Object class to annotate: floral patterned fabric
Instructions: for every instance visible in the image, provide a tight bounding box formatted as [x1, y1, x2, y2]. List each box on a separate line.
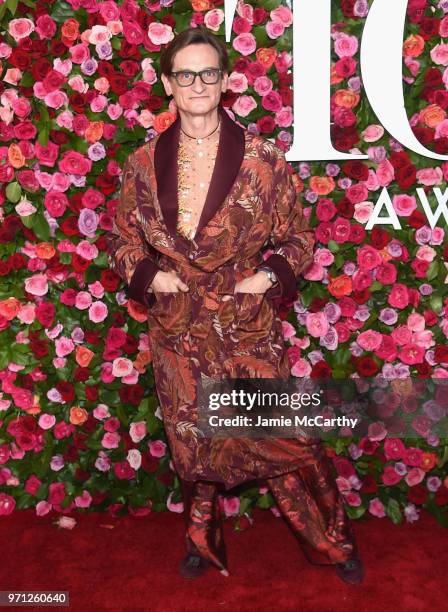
[107, 106, 355, 570]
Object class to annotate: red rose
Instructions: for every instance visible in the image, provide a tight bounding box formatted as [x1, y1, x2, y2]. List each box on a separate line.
[342, 161, 369, 181]
[101, 270, 121, 292]
[360, 474, 378, 494]
[348, 223, 365, 244]
[257, 116, 276, 134]
[85, 385, 98, 402]
[355, 356, 379, 376]
[370, 227, 390, 249]
[389, 151, 412, 170]
[71, 253, 90, 273]
[423, 309, 438, 327]
[407, 485, 427, 505]
[35, 302, 55, 327]
[60, 217, 80, 236]
[412, 126, 434, 145]
[396, 164, 417, 190]
[30, 339, 49, 358]
[8, 48, 31, 70]
[74, 367, 90, 382]
[331, 125, 360, 150]
[84, 330, 101, 345]
[434, 486, 448, 506]
[114, 460, 136, 480]
[310, 360, 332, 379]
[433, 138, 448, 154]
[341, 0, 355, 18]
[434, 345, 448, 364]
[145, 95, 163, 111]
[419, 17, 439, 40]
[109, 74, 129, 95]
[336, 197, 354, 219]
[31, 57, 52, 81]
[253, 7, 268, 24]
[96, 173, 118, 195]
[56, 381, 75, 402]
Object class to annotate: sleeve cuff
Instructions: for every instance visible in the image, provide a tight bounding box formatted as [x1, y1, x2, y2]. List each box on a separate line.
[262, 253, 298, 301]
[128, 257, 160, 307]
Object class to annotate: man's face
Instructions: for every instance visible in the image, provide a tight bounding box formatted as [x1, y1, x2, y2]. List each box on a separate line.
[161, 43, 228, 117]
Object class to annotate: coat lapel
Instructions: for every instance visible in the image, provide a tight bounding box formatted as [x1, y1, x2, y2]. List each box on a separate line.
[154, 104, 246, 242]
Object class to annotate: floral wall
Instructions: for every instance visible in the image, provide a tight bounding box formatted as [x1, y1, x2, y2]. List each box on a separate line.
[0, 0, 447, 528]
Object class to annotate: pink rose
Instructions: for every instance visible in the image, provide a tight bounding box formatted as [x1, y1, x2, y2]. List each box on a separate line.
[38, 414, 56, 430]
[407, 313, 425, 332]
[266, 20, 285, 39]
[44, 191, 68, 217]
[376, 159, 395, 186]
[55, 337, 75, 358]
[233, 32, 257, 56]
[374, 335, 398, 361]
[166, 491, 184, 513]
[403, 447, 423, 467]
[58, 151, 92, 175]
[75, 291, 92, 310]
[357, 330, 382, 351]
[89, 301, 108, 323]
[382, 466, 403, 486]
[35, 15, 57, 40]
[405, 468, 425, 487]
[204, 9, 224, 31]
[398, 344, 425, 365]
[36, 500, 52, 516]
[129, 421, 147, 443]
[112, 358, 133, 378]
[69, 43, 90, 64]
[270, 6, 293, 26]
[232, 95, 257, 117]
[148, 440, 167, 458]
[261, 90, 283, 112]
[228, 72, 249, 94]
[334, 33, 358, 58]
[24, 274, 48, 297]
[376, 262, 397, 285]
[343, 491, 362, 506]
[223, 496, 240, 516]
[416, 167, 443, 185]
[392, 194, 417, 217]
[8, 18, 34, 42]
[430, 43, 448, 66]
[102, 432, 120, 449]
[147, 22, 174, 45]
[388, 284, 409, 309]
[356, 245, 383, 271]
[75, 490, 92, 508]
[384, 439, 406, 461]
[306, 312, 329, 338]
[368, 498, 386, 518]
[44, 91, 69, 110]
[391, 325, 412, 346]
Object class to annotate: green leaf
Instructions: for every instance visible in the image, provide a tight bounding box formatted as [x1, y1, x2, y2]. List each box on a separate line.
[33, 213, 51, 241]
[344, 505, 366, 519]
[385, 498, 402, 524]
[6, 0, 19, 16]
[6, 182, 22, 203]
[50, 0, 74, 23]
[327, 240, 340, 253]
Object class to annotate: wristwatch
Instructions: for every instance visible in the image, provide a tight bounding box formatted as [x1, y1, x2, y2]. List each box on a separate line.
[258, 266, 278, 286]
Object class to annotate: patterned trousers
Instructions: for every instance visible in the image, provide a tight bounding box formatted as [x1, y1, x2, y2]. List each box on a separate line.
[179, 451, 357, 574]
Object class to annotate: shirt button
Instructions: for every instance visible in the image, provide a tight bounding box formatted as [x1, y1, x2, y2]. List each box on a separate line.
[198, 151, 204, 157]
[189, 254, 194, 259]
[197, 138, 203, 144]
[199, 182, 205, 188]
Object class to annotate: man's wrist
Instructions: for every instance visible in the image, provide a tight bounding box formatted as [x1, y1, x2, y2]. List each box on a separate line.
[258, 266, 278, 287]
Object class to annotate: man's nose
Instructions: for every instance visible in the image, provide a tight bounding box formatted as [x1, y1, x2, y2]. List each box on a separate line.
[191, 74, 206, 90]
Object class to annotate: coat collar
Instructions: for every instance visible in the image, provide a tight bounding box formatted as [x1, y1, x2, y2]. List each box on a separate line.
[154, 104, 246, 243]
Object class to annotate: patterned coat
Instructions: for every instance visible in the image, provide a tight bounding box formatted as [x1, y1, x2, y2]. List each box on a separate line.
[107, 104, 320, 490]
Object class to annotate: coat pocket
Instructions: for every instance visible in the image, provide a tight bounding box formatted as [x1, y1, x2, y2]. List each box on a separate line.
[231, 292, 274, 337]
[148, 291, 191, 335]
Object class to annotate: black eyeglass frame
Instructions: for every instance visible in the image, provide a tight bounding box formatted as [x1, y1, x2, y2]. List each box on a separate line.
[169, 68, 223, 87]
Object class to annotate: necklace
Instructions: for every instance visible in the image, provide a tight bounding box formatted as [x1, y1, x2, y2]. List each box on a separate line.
[180, 119, 220, 143]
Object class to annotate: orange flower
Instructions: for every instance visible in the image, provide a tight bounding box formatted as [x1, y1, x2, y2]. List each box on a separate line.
[333, 89, 360, 109]
[309, 175, 335, 195]
[61, 18, 79, 41]
[27, 395, 41, 415]
[8, 143, 25, 169]
[127, 299, 149, 323]
[70, 406, 88, 425]
[403, 34, 425, 57]
[154, 111, 177, 133]
[35, 242, 56, 260]
[256, 47, 277, 70]
[328, 274, 352, 298]
[134, 350, 152, 373]
[330, 64, 344, 85]
[420, 452, 437, 472]
[75, 346, 94, 368]
[419, 104, 446, 128]
[85, 121, 104, 143]
[190, 0, 212, 10]
[0, 297, 21, 320]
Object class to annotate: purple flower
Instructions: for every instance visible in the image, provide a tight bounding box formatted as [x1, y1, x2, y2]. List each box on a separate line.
[298, 163, 311, 179]
[419, 284, 433, 296]
[78, 208, 99, 237]
[367, 145, 387, 163]
[427, 433, 440, 447]
[343, 261, 356, 276]
[324, 302, 341, 324]
[379, 308, 398, 326]
[387, 239, 403, 258]
[81, 58, 98, 76]
[88, 142, 106, 161]
[325, 163, 340, 177]
[395, 462, 407, 476]
[354, 0, 369, 17]
[304, 189, 318, 203]
[338, 177, 352, 189]
[404, 503, 420, 523]
[415, 226, 432, 245]
[348, 77, 361, 92]
[96, 41, 113, 60]
[278, 130, 292, 144]
[427, 476, 442, 492]
[320, 326, 338, 350]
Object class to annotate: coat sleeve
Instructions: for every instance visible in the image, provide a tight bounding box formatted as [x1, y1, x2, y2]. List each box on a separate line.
[106, 152, 160, 307]
[261, 150, 315, 301]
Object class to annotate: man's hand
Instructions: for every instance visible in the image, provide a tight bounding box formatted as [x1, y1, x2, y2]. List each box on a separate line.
[234, 271, 274, 294]
[149, 270, 189, 293]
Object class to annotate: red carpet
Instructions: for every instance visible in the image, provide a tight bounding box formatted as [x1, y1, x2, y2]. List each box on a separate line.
[1, 508, 446, 611]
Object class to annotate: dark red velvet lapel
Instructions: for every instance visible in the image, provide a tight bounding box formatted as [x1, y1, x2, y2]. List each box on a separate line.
[154, 104, 246, 242]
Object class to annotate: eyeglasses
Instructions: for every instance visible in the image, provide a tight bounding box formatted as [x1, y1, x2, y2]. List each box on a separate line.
[169, 68, 222, 87]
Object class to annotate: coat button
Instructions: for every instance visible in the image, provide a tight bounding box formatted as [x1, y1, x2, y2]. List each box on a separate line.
[189, 253, 194, 259]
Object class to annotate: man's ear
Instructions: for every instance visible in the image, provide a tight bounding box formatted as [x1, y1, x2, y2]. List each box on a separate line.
[221, 71, 228, 93]
[161, 74, 172, 97]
